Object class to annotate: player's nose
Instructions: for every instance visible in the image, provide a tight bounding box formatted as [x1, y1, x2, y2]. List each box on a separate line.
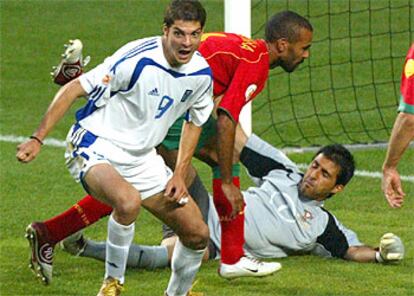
[182, 35, 192, 47]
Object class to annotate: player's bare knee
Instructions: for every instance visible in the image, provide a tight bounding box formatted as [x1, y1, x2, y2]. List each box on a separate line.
[114, 195, 141, 219]
[181, 222, 209, 250]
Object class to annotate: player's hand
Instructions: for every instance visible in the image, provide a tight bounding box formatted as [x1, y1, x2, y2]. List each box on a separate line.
[16, 138, 42, 163]
[164, 174, 189, 206]
[221, 182, 244, 220]
[381, 167, 405, 208]
[378, 233, 404, 263]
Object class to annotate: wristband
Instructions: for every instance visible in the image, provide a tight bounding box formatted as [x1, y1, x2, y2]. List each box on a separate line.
[375, 251, 384, 263]
[29, 136, 44, 145]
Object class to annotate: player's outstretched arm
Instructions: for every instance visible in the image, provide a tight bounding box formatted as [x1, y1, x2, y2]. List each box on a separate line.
[382, 112, 414, 207]
[16, 79, 87, 163]
[344, 233, 404, 263]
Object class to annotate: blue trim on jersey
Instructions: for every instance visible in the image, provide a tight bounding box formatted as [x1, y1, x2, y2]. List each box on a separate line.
[122, 58, 212, 93]
[89, 86, 100, 97]
[76, 86, 107, 121]
[110, 39, 158, 74]
[76, 100, 99, 122]
[124, 38, 157, 57]
[93, 87, 107, 101]
[188, 67, 212, 77]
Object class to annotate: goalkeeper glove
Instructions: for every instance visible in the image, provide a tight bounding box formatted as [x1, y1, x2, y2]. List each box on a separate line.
[376, 233, 404, 263]
[51, 39, 90, 85]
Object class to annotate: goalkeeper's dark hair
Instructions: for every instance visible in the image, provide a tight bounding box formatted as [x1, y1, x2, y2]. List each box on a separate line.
[265, 10, 313, 43]
[164, 0, 206, 29]
[313, 144, 355, 186]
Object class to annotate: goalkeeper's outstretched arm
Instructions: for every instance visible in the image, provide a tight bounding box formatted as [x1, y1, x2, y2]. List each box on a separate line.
[344, 233, 404, 263]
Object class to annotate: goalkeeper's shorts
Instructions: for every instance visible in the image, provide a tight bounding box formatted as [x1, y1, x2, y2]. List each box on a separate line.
[161, 115, 217, 153]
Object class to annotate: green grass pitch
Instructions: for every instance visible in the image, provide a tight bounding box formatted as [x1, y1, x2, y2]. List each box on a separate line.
[1, 1, 413, 295]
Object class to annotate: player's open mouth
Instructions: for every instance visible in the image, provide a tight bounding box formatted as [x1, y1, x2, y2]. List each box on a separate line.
[178, 49, 191, 58]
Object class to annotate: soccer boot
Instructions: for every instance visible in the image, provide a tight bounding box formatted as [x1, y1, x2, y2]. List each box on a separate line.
[25, 222, 55, 285]
[97, 277, 124, 296]
[51, 39, 90, 85]
[218, 256, 282, 279]
[60, 231, 87, 256]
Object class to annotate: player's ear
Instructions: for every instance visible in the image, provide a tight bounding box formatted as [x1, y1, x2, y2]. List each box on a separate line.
[276, 38, 289, 53]
[162, 24, 169, 36]
[330, 184, 344, 195]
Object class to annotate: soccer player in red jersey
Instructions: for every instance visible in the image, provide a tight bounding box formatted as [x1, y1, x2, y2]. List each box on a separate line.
[191, 12, 313, 278]
[382, 43, 414, 208]
[19, 10, 313, 282]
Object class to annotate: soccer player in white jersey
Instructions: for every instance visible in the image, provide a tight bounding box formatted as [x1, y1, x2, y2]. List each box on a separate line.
[64, 128, 404, 268]
[16, 1, 213, 295]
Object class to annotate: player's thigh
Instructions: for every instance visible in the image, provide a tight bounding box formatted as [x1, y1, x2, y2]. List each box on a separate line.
[142, 193, 209, 248]
[83, 163, 140, 210]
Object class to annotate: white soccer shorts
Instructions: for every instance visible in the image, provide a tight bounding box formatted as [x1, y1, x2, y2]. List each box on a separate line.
[64, 124, 172, 199]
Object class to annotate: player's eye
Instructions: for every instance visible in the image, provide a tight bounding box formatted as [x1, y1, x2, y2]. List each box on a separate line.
[173, 31, 183, 37]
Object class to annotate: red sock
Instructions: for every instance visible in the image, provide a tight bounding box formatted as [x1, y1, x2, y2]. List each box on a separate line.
[43, 195, 113, 245]
[213, 176, 245, 264]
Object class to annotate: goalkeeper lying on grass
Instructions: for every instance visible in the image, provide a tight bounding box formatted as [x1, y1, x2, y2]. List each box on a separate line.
[61, 127, 404, 269]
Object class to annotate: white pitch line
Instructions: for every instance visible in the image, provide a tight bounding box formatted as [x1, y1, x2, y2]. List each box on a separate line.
[0, 134, 66, 147]
[2, 134, 413, 183]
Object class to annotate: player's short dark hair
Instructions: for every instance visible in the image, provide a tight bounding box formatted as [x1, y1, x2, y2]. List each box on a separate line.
[265, 10, 313, 43]
[313, 144, 355, 186]
[164, 0, 206, 29]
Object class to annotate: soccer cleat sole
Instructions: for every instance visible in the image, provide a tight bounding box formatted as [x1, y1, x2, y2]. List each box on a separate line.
[25, 226, 50, 285]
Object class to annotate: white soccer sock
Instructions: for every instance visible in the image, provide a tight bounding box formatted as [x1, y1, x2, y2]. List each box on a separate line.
[166, 239, 206, 296]
[105, 214, 135, 284]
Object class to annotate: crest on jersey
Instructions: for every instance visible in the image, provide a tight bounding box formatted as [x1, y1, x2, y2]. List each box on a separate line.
[301, 210, 313, 222]
[405, 59, 414, 78]
[245, 84, 257, 102]
[181, 89, 193, 102]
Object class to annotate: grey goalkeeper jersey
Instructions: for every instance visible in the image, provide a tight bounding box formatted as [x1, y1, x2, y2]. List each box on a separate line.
[208, 134, 362, 259]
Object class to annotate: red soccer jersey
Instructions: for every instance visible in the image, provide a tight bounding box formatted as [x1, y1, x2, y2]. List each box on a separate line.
[398, 43, 414, 114]
[199, 33, 269, 122]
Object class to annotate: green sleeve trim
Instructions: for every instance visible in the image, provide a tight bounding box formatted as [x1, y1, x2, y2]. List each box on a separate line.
[398, 95, 414, 114]
[212, 163, 241, 178]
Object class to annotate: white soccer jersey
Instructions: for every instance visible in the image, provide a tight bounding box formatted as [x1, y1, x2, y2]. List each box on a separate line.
[208, 135, 362, 259]
[77, 36, 213, 153]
